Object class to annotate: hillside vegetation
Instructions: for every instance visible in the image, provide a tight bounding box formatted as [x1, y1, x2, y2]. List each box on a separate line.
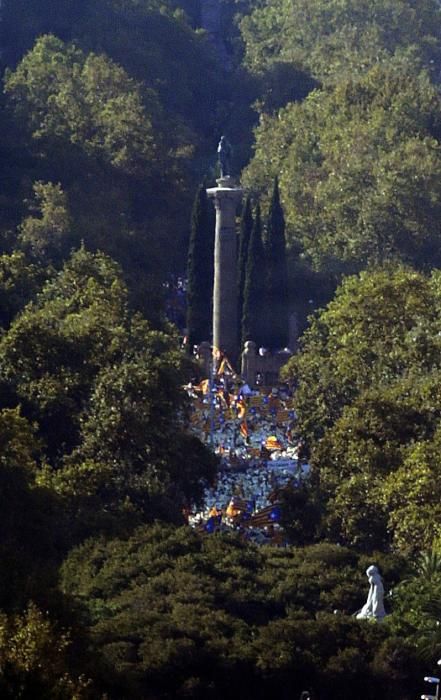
[0, 1, 441, 698]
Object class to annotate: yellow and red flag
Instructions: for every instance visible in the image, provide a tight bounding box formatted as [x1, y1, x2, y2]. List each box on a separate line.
[237, 398, 247, 419]
[240, 421, 249, 438]
[265, 435, 282, 450]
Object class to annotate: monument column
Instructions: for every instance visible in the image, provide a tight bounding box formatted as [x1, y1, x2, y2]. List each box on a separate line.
[207, 176, 243, 362]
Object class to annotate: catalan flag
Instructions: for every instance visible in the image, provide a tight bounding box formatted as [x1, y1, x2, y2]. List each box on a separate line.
[194, 379, 210, 394]
[216, 355, 234, 376]
[265, 435, 282, 450]
[226, 499, 241, 518]
[244, 504, 282, 527]
[237, 398, 247, 419]
[250, 395, 263, 408]
[225, 497, 254, 518]
[276, 410, 290, 424]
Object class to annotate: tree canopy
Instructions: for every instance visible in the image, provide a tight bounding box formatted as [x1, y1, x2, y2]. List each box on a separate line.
[283, 266, 441, 551]
[244, 56, 441, 275]
[60, 525, 411, 700]
[240, 0, 441, 83]
[2, 1, 441, 697]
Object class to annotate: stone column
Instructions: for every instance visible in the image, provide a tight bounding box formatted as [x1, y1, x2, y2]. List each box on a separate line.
[207, 176, 243, 362]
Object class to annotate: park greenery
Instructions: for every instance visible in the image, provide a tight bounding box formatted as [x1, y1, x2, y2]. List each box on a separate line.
[1, 0, 441, 698]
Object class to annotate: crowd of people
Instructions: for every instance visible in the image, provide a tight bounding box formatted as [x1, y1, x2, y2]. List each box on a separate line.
[184, 368, 309, 543]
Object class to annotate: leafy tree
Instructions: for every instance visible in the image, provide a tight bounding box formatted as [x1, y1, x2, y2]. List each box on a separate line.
[1, 0, 230, 166]
[3, 32, 203, 306]
[381, 428, 441, 552]
[240, 0, 441, 84]
[255, 62, 319, 114]
[186, 184, 215, 346]
[42, 321, 217, 534]
[388, 553, 441, 662]
[243, 56, 441, 275]
[0, 247, 130, 461]
[237, 195, 253, 348]
[0, 408, 63, 610]
[4, 35, 157, 176]
[264, 177, 288, 348]
[3, 34, 172, 315]
[0, 406, 41, 474]
[314, 380, 440, 550]
[0, 245, 216, 535]
[242, 202, 266, 346]
[75, 0, 228, 139]
[283, 267, 441, 550]
[60, 526, 411, 699]
[0, 251, 46, 328]
[283, 266, 441, 442]
[18, 181, 72, 264]
[0, 0, 250, 300]
[0, 603, 93, 699]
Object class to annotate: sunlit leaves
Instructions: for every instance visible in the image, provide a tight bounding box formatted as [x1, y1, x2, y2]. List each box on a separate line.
[5, 35, 157, 175]
[244, 57, 441, 273]
[241, 0, 441, 83]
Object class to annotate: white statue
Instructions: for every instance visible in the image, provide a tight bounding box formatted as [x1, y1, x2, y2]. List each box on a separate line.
[356, 565, 386, 621]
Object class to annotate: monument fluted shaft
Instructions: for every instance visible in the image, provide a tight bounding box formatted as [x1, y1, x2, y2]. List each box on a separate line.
[207, 179, 243, 361]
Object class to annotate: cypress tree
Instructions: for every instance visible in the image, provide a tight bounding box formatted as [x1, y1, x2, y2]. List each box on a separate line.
[186, 184, 215, 347]
[265, 177, 288, 348]
[237, 195, 253, 349]
[242, 203, 266, 347]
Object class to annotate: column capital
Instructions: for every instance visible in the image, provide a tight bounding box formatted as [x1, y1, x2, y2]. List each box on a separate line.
[207, 182, 243, 212]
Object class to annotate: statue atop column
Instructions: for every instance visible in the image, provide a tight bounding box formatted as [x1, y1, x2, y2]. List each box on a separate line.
[217, 135, 232, 178]
[356, 565, 386, 621]
[207, 147, 242, 361]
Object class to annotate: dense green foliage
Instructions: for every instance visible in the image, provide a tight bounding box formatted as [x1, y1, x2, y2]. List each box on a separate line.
[0, 408, 60, 611]
[186, 185, 215, 345]
[264, 178, 288, 348]
[242, 202, 265, 345]
[60, 525, 418, 700]
[283, 267, 441, 551]
[0, 248, 217, 692]
[0, 247, 217, 533]
[244, 56, 441, 276]
[0, 603, 93, 698]
[237, 195, 253, 348]
[2, 0, 441, 697]
[0, 1, 241, 320]
[241, 0, 441, 83]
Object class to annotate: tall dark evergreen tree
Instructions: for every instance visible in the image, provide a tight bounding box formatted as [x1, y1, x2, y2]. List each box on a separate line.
[186, 185, 215, 347]
[242, 202, 266, 346]
[265, 177, 288, 348]
[237, 195, 253, 349]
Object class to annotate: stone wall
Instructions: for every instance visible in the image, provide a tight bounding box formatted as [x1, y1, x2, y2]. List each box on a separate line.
[241, 341, 292, 388]
[195, 341, 292, 388]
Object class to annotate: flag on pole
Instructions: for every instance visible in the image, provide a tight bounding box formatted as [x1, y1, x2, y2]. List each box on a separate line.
[240, 421, 249, 438]
[237, 398, 247, 419]
[217, 355, 235, 376]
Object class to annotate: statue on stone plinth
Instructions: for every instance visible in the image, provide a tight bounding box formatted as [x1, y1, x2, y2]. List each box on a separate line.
[217, 135, 232, 177]
[356, 565, 386, 621]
